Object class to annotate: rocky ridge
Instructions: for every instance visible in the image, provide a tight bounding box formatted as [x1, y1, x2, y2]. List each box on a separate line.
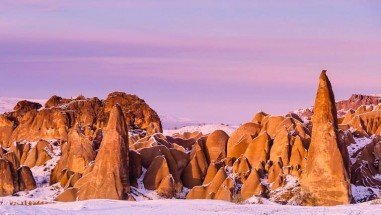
[0, 72, 380, 206]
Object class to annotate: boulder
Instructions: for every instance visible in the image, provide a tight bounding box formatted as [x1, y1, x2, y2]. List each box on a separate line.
[186, 167, 227, 199]
[241, 169, 265, 200]
[138, 145, 181, 186]
[55, 187, 79, 202]
[129, 150, 142, 187]
[244, 132, 270, 169]
[269, 126, 290, 166]
[156, 175, 176, 198]
[169, 148, 189, 176]
[214, 178, 234, 201]
[0, 159, 16, 196]
[289, 136, 307, 174]
[260, 116, 285, 138]
[143, 156, 170, 190]
[227, 123, 261, 158]
[181, 141, 208, 188]
[23, 140, 52, 168]
[268, 159, 284, 190]
[204, 130, 229, 163]
[66, 126, 96, 173]
[203, 162, 224, 185]
[232, 155, 251, 181]
[18, 166, 36, 191]
[3, 152, 20, 171]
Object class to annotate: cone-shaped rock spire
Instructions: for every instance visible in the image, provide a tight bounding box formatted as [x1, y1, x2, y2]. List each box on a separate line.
[301, 70, 351, 206]
[71, 104, 130, 200]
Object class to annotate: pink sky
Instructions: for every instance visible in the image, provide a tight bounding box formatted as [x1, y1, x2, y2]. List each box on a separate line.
[1, 1, 381, 124]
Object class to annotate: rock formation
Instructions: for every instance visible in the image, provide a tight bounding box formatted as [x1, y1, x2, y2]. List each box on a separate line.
[62, 104, 131, 200]
[204, 130, 229, 163]
[0, 159, 17, 196]
[18, 166, 37, 191]
[227, 123, 261, 158]
[3, 75, 381, 205]
[336, 94, 381, 111]
[301, 71, 352, 206]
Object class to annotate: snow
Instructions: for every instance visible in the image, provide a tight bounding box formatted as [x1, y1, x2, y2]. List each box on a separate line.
[374, 174, 381, 181]
[351, 185, 380, 203]
[0, 97, 46, 113]
[160, 115, 201, 130]
[348, 137, 374, 164]
[5, 139, 64, 204]
[164, 124, 237, 136]
[131, 168, 163, 201]
[0, 199, 380, 214]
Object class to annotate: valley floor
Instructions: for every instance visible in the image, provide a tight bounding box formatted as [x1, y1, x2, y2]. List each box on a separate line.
[0, 199, 381, 215]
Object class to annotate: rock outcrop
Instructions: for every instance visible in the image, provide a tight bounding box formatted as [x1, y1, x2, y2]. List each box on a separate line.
[18, 166, 37, 191]
[301, 71, 352, 206]
[3, 74, 381, 206]
[104, 92, 162, 134]
[64, 104, 131, 200]
[0, 159, 17, 196]
[204, 130, 229, 163]
[336, 94, 381, 111]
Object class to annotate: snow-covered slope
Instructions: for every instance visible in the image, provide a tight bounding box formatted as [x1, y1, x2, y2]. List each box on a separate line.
[159, 115, 201, 130]
[164, 124, 237, 136]
[0, 199, 380, 215]
[0, 97, 46, 113]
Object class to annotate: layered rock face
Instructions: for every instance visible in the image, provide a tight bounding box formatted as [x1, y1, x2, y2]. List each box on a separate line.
[0, 92, 162, 148]
[301, 71, 351, 206]
[0, 92, 161, 198]
[298, 94, 381, 121]
[336, 94, 381, 111]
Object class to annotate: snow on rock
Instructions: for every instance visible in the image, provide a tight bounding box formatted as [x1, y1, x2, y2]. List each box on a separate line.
[131, 168, 163, 201]
[30, 140, 61, 187]
[131, 167, 189, 201]
[348, 137, 374, 164]
[9, 139, 64, 203]
[374, 174, 381, 181]
[164, 124, 237, 136]
[351, 185, 380, 203]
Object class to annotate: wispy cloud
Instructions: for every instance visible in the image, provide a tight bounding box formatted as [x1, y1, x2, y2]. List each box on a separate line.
[1, 1, 381, 123]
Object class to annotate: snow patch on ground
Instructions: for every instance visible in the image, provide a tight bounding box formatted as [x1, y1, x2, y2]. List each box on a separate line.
[164, 124, 237, 136]
[31, 140, 61, 188]
[4, 139, 64, 203]
[131, 168, 163, 201]
[160, 115, 201, 130]
[1, 199, 381, 215]
[245, 196, 277, 205]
